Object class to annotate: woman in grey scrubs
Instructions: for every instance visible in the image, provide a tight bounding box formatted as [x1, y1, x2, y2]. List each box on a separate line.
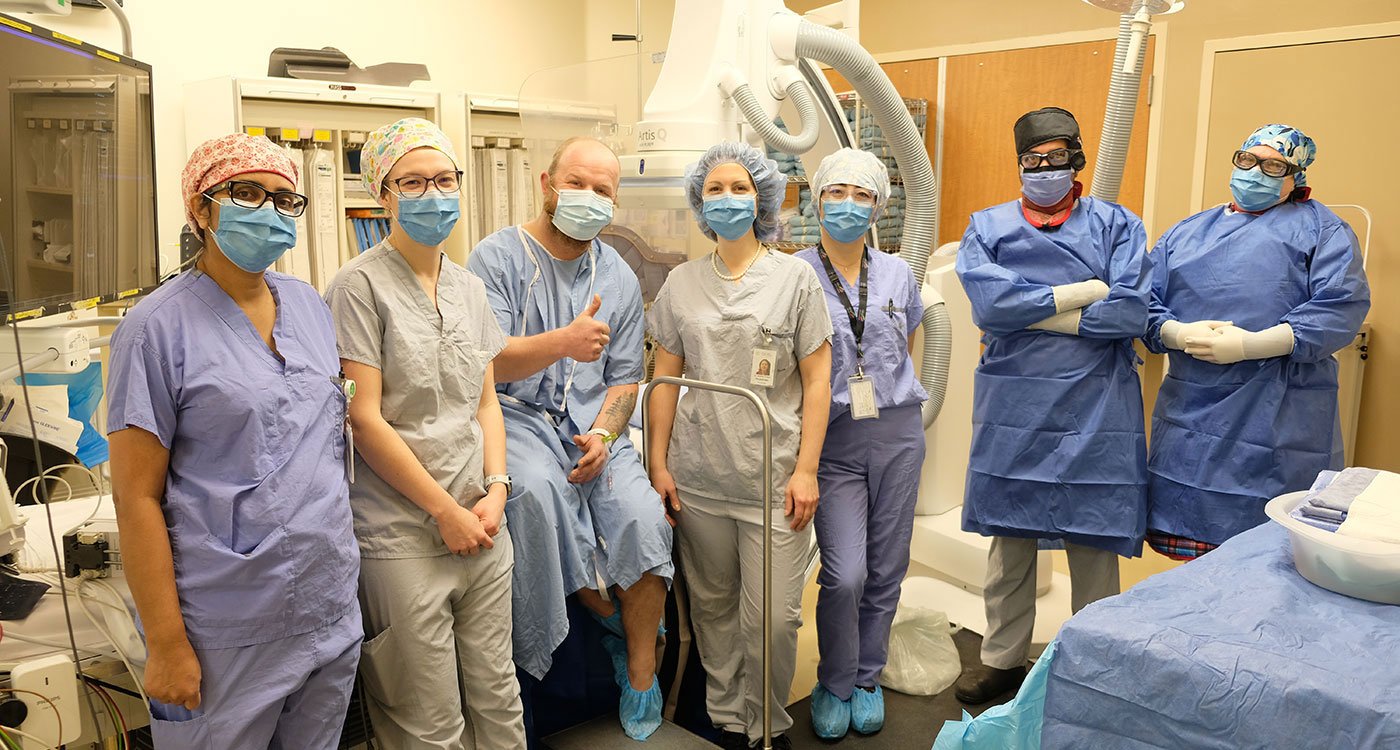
[647, 142, 833, 750]
[325, 118, 526, 747]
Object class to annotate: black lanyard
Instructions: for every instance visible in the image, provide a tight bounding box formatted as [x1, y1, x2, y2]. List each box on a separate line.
[817, 243, 869, 364]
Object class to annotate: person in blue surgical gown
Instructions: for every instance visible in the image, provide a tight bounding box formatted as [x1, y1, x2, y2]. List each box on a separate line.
[951, 107, 1151, 704]
[1142, 123, 1370, 560]
[466, 136, 673, 741]
[107, 133, 361, 749]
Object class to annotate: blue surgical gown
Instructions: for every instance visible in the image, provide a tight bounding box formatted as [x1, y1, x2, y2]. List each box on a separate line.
[1143, 201, 1370, 545]
[956, 197, 1151, 557]
[106, 270, 359, 649]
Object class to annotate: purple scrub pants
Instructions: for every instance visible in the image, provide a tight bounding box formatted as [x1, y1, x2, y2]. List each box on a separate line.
[814, 404, 925, 700]
[147, 606, 363, 749]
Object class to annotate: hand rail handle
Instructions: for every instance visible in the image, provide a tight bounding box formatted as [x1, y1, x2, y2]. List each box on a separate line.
[641, 376, 776, 748]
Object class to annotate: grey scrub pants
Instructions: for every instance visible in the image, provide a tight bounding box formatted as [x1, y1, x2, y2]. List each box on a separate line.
[980, 536, 1120, 670]
[357, 531, 525, 750]
[676, 491, 815, 743]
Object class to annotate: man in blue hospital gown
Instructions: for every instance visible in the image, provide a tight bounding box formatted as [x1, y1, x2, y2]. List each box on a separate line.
[952, 107, 1151, 704]
[466, 136, 673, 741]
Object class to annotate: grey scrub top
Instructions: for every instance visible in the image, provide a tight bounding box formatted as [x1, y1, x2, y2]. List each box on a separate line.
[326, 240, 507, 558]
[647, 250, 832, 505]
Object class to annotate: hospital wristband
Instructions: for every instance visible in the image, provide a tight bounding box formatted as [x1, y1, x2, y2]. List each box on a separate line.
[587, 427, 619, 445]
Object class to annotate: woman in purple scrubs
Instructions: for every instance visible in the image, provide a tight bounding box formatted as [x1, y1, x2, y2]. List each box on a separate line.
[107, 133, 360, 749]
[795, 148, 927, 741]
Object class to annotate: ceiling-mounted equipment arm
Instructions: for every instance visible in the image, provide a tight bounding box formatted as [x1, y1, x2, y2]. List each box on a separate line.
[774, 14, 946, 427]
[719, 66, 820, 155]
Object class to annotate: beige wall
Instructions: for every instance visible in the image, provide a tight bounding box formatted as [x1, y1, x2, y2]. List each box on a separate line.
[16, 0, 589, 260]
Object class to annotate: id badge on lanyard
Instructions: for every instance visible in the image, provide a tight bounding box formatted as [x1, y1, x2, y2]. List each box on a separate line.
[849, 369, 879, 421]
[818, 245, 880, 419]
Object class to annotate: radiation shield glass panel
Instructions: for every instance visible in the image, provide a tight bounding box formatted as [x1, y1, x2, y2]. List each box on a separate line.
[0, 14, 158, 319]
[518, 53, 700, 304]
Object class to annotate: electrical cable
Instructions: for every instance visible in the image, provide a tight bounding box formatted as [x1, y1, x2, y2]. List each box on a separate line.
[0, 724, 58, 750]
[0, 727, 19, 750]
[88, 680, 128, 750]
[0, 231, 107, 738]
[0, 687, 61, 745]
[75, 579, 148, 706]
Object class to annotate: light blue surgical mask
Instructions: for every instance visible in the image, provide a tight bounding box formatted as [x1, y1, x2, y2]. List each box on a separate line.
[551, 187, 615, 241]
[820, 198, 874, 244]
[395, 193, 460, 246]
[211, 201, 296, 273]
[1229, 167, 1285, 212]
[1020, 168, 1075, 207]
[702, 194, 757, 241]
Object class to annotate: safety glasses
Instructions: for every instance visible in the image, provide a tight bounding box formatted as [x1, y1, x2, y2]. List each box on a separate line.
[821, 184, 877, 206]
[1018, 148, 1077, 170]
[1232, 150, 1301, 179]
[204, 180, 308, 218]
[389, 170, 464, 198]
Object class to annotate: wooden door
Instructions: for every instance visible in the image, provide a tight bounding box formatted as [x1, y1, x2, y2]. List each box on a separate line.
[1202, 34, 1400, 471]
[939, 38, 1155, 246]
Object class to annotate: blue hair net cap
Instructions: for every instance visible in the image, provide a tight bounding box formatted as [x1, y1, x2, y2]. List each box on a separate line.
[1242, 123, 1316, 187]
[684, 141, 788, 241]
[812, 147, 892, 216]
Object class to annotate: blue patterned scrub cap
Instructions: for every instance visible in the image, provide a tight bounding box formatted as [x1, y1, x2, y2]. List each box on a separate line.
[1242, 124, 1316, 187]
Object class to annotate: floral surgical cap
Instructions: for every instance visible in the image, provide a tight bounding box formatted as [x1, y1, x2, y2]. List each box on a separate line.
[811, 147, 892, 216]
[684, 141, 787, 242]
[360, 117, 459, 197]
[181, 133, 299, 229]
[1242, 124, 1316, 187]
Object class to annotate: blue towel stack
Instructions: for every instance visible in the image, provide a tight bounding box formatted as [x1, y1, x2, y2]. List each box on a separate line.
[1289, 468, 1381, 532]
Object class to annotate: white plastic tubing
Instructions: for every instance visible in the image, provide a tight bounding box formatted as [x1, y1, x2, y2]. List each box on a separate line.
[726, 73, 822, 155]
[1089, 11, 1152, 202]
[791, 20, 950, 426]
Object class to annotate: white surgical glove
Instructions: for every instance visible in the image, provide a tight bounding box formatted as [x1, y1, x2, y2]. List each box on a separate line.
[1160, 319, 1233, 350]
[1185, 323, 1295, 365]
[1050, 279, 1110, 313]
[1028, 309, 1082, 335]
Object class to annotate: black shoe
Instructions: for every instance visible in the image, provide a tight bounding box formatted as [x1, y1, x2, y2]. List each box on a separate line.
[715, 730, 749, 749]
[749, 735, 792, 750]
[954, 664, 1027, 704]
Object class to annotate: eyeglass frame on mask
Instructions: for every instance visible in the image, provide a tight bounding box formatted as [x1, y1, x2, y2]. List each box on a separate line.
[387, 170, 465, 198]
[820, 184, 878, 207]
[1017, 148, 1082, 171]
[1231, 150, 1302, 179]
[202, 180, 308, 218]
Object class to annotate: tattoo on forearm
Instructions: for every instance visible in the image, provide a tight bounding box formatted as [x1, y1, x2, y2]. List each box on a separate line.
[600, 392, 637, 435]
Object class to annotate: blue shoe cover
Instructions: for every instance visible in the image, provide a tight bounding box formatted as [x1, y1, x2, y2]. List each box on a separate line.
[619, 677, 663, 741]
[810, 683, 851, 739]
[591, 597, 667, 640]
[850, 685, 885, 735]
[602, 633, 630, 688]
[591, 597, 627, 639]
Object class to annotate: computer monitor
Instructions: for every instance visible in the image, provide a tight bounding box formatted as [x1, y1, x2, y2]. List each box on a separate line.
[0, 13, 158, 319]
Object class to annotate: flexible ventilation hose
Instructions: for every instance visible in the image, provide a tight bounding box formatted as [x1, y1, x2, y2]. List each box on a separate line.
[729, 79, 821, 155]
[793, 20, 945, 427]
[1089, 11, 1151, 202]
[920, 303, 951, 422]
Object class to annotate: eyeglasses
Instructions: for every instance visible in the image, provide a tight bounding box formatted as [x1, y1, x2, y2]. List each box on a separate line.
[388, 170, 464, 198]
[1018, 148, 1077, 170]
[1232, 150, 1301, 179]
[821, 184, 877, 206]
[204, 180, 307, 217]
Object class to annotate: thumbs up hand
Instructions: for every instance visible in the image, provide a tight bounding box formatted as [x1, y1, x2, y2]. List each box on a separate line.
[561, 294, 611, 362]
